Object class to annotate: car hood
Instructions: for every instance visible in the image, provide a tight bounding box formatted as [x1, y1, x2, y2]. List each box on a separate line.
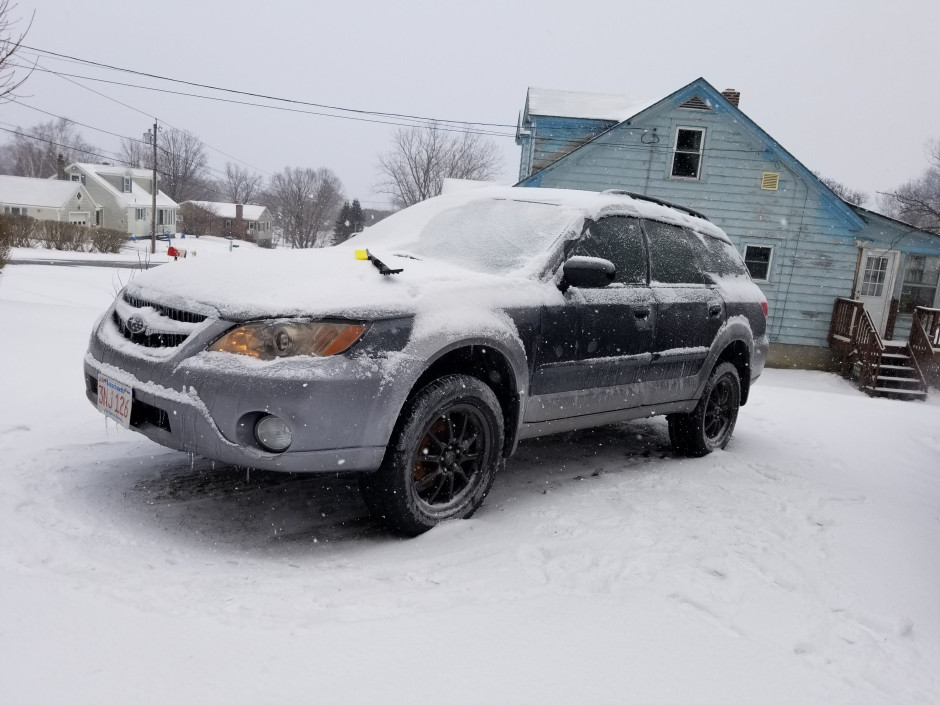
[123, 246, 561, 321]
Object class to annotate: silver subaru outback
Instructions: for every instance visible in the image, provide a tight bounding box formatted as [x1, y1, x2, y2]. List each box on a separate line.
[85, 186, 768, 535]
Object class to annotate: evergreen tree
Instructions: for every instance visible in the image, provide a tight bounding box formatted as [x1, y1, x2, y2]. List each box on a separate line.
[334, 201, 352, 242]
[349, 199, 365, 233]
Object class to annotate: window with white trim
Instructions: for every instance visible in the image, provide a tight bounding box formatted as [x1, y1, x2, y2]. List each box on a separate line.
[899, 254, 940, 313]
[135, 208, 147, 221]
[743, 245, 774, 281]
[122, 176, 132, 193]
[158, 209, 176, 226]
[671, 127, 704, 179]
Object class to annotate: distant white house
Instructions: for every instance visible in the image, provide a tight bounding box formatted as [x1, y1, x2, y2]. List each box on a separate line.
[0, 174, 101, 225]
[181, 201, 273, 245]
[58, 161, 180, 237]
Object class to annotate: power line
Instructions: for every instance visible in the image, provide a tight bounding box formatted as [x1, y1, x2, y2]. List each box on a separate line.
[9, 61, 515, 139]
[14, 63, 277, 179]
[0, 124, 131, 165]
[19, 45, 518, 130]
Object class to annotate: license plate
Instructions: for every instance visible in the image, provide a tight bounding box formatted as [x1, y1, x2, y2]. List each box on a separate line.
[97, 374, 133, 428]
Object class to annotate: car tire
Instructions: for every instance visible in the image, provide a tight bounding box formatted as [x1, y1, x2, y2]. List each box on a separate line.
[360, 374, 504, 536]
[668, 361, 741, 458]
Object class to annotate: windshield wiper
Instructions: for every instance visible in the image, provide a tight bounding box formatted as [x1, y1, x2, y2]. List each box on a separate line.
[355, 249, 403, 276]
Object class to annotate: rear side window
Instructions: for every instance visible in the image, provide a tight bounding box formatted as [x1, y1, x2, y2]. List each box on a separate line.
[644, 220, 706, 284]
[689, 231, 751, 279]
[572, 216, 647, 284]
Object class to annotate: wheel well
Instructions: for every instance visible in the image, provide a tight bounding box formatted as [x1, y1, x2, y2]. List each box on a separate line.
[409, 346, 519, 456]
[716, 340, 751, 405]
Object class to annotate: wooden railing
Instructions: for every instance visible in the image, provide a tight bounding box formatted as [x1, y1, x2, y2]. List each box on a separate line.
[828, 298, 865, 375]
[911, 306, 940, 388]
[854, 308, 885, 390]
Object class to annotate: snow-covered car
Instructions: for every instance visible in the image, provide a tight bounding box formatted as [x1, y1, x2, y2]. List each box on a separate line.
[84, 187, 768, 535]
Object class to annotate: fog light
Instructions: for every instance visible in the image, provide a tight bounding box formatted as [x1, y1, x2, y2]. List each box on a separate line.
[254, 414, 292, 453]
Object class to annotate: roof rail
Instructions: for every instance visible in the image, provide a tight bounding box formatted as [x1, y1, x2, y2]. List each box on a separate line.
[602, 189, 711, 222]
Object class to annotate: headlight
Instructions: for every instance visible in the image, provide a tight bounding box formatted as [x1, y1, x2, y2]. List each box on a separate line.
[208, 320, 366, 360]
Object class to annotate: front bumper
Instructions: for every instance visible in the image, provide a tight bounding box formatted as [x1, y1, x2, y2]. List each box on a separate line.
[84, 305, 418, 473]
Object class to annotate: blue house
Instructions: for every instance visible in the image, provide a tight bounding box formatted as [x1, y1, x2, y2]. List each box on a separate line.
[515, 78, 940, 377]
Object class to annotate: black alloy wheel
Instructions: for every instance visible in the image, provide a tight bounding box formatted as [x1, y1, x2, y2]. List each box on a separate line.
[668, 361, 741, 457]
[360, 375, 504, 536]
[412, 403, 489, 510]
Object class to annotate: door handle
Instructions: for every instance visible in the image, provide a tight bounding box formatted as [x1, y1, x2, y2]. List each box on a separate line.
[708, 305, 722, 317]
[634, 307, 651, 319]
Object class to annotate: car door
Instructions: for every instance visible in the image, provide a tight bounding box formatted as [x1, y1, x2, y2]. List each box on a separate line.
[644, 219, 724, 405]
[526, 216, 655, 423]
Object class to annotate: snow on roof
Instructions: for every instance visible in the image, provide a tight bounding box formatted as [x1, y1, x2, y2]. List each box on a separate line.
[526, 87, 653, 122]
[0, 175, 89, 209]
[68, 163, 178, 208]
[185, 201, 269, 220]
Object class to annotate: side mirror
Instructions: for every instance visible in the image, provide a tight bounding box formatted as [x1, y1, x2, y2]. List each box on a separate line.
[560, 256, 616, 291]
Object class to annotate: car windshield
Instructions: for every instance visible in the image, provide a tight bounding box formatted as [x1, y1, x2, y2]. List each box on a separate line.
[353, 197, 580, 275]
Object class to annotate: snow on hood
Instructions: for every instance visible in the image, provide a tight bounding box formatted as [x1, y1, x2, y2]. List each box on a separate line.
[125, 245, 561, 321]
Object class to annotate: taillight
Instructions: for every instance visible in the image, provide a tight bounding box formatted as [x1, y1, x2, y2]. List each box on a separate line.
[761, 301, 769, 317]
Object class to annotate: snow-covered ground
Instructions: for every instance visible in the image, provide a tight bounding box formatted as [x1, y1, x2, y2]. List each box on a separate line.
[1, 262, 939, 704]
[9, 234, 262, 265]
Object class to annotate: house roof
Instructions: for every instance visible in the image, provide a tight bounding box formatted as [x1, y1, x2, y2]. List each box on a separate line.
[66, 163, 178, 208]
[184, 201, 269, 220]
[518, 78, 867, 231]
[524, 87, 653, 122]
[0, 174, 94, 209]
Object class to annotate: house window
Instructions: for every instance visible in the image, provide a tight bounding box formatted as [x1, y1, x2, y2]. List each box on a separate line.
[70, 174, 81, 182]
[671, 128, 704, 179]
[859, 255, 889, 297]
[899, 255, 940, 313]
[135, 208, 147, 221]
[158, 209, 176, 226]
[743, 245, 774, 281]
[122, 176, 132, 193]
[4, 206, 23, 215]
[249, 221, 256, 230]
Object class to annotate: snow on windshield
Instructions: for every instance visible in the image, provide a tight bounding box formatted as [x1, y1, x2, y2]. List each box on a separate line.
[354, 197, 579, 275]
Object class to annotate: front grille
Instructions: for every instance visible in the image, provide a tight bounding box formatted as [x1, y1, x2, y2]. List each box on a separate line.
[113, 311, 189, 348]
[123, 291, 207, 324]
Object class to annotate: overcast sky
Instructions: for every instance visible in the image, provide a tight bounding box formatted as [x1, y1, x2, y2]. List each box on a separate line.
[2, 0, 938, 209]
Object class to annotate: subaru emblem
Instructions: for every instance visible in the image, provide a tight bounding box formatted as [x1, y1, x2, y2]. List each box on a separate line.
[126, 315, 147, 335]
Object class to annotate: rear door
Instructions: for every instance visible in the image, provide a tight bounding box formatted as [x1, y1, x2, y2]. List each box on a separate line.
[644, 219, 724, 404]
[527, 216, 655, 422]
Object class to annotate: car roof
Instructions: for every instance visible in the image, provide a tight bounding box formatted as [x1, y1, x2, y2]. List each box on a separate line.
[450, 186, 731, 243]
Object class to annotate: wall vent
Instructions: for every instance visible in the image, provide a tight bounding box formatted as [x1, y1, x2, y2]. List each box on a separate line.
[679, 96, 711, 110]
[761, 172, 780, 190]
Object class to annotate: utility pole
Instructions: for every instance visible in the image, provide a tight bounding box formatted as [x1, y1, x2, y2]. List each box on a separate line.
[148, 121, 158, 254]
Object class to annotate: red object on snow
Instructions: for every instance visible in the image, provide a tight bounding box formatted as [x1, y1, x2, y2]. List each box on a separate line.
[167, 246, 180, 258]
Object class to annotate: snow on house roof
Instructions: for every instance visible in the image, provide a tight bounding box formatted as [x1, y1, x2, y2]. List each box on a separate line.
[0, 175, 90, 209]
[525, 87, 653, 122]
[184, 201, 268, 220]
[67, 163, 178, 208]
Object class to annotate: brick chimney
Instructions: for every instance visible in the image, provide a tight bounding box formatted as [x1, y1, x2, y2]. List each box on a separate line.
[57, 154, 67, 180]
[235, 203, 246, 240]
[721, 89, 741, 107]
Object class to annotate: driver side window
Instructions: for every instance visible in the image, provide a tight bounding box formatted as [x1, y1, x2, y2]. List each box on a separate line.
[571, 216, 648, 285]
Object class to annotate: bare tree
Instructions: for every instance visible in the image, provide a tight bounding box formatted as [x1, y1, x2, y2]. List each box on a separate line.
[219, 162, 263, 204]
[179, 201, 220, 237]
[0, 1, 32, 101]
[882, 140, 940, 234]
[813, 171, 868, 207]
[0, 117, 99, 177]
[119, 127, 211, 202]
[375, 123, 501, 208]
[268, 166, 344, 248]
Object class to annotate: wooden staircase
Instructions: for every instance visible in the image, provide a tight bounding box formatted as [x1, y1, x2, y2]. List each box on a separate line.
[862, 342, 928, 401]
[829, 298, 932, 401]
